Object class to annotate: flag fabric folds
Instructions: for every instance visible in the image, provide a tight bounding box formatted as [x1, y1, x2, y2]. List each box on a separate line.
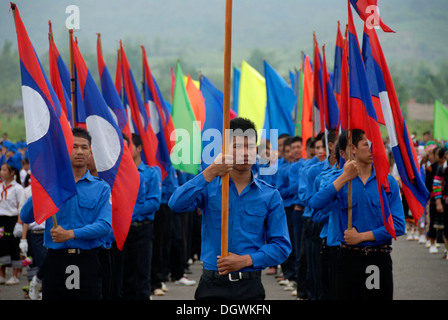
[237, 60, 267, 140]
[141, 45, 174, 180]
[348, 2, 395, 239]
[185, 75, 206, 131]
[434, 100, 448, 141]
[313, 34, 325, 134]
[333, 21, 344, 106]
[11, 3, 77, 224]
[72, 36, 139, 250]
[120, 42, 159, 168]
[362, 24, 430, 222]
[170, 62, 201, 175]
[232, 66, 240, 114]
[263, 60, 296, 139]
[301, 54, 314, 158]
[48, 21, 73, 127]
[322, 45, 340, 131]
[349, 0, 394, 33]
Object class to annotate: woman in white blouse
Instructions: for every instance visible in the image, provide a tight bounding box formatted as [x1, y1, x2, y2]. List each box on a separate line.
[0, 159, 25, 286]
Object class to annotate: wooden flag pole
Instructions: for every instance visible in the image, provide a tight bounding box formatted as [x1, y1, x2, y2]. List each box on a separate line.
[69, 29, 76, 128]
[346, 25, 353, 230]
[221, 0, 232, 257]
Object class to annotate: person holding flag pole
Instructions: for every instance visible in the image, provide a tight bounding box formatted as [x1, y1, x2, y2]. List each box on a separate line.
[310, 2, 405, 300]
[168, 0, 290, 300]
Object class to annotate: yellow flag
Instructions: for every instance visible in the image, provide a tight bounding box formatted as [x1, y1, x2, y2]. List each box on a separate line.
[237, 60, 266, 140]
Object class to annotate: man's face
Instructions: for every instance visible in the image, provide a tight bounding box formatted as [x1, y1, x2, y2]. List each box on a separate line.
[71, 136, 91, 168]
[291, 141, 302, 161]
[277, 137, 287, 158]
[232, 135, 257, 171]
[284, 145, 293, 162]
[315, 140, 326, 160]
[353, 135, 373, 164]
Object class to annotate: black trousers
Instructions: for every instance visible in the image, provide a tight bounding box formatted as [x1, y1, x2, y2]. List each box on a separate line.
[195, 270, 265, 300]
[152, 204, 172, 290]
[122, 220, 154, 300]
[335, 247, 393, 300]
[280, 206, 296, 281]
[320, 243, 339, 300]
[41, 248, 103, 300]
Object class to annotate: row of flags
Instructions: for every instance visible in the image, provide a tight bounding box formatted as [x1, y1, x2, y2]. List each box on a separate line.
[10, 0, 430, 246]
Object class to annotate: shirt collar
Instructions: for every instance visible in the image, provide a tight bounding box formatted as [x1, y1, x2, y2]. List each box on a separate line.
[77, 170, 96, 183]
[217, 172, 263, 191]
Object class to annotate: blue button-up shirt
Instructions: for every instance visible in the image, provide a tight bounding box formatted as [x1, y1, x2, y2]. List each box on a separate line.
[132, 163, 162, 222]
[310, 166, 341, 246]
[288, 158, 305, 205]
[21, 170, 112, 250]
[297, 156, 319, 207]
[310, 168, 405, 246]
[301, 157, 330, 218]
[275, 158, 295, 207]
[168, 172, 291, 272]
[161, 166, 179, 204]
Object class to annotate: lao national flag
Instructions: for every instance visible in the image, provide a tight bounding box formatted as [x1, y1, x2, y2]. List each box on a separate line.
[322, 45, 340, 131]
[362, 25, 430, 222]
[349, 0, 394, 33]
[333, 21, 344, 106]
[120, 42, 159, 167]
[339, 26, 349, 131]
[11, 3, 77, 224]
[141, 46, 172, 180]
[348, 2, 396, 238]
[313, 34, 325, 134]
[48, 21, 72, 126]
[72, 36, 139, 250]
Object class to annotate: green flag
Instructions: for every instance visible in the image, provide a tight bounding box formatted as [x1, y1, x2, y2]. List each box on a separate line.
[170, 62, 201, 174]
[434, 100, 448, 140]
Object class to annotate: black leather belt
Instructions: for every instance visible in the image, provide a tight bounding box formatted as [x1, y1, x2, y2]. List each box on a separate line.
[48, 248, 100, 255]
[203, 269, 261, 282]
[130, 220, 153, 227]
[340, 243, 392, 255]
[29, 229, 45, 235]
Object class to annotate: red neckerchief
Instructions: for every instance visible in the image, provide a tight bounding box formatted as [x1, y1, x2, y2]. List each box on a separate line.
[1, 182, 13, 200]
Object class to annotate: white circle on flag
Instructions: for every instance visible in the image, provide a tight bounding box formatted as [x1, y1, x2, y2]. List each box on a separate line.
[148, 100, 160, 134]
[22, 86, 51, 145]
[86, 115, 121, 172]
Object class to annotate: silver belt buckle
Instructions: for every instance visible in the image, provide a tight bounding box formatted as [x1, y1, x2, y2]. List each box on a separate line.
[228, 272, 242, 282]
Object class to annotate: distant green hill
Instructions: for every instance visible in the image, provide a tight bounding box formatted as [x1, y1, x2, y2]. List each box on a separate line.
[1, 0, 447, 123]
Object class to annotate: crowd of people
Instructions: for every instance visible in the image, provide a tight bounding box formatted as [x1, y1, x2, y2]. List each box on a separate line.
[0, 123, 446, 300]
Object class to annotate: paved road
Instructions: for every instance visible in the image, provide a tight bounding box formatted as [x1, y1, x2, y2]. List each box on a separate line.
[0, 235, 446, 301]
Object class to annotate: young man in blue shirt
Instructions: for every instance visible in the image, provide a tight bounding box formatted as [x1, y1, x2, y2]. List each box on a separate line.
[121, 134, 162, 300]
[168, 118, 291, 300]
[21, 127, 112, 300]
[312, 129, 405, 300]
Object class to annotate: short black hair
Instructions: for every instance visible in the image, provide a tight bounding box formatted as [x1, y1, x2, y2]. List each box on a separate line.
[283, 137, 293, 150]
[306, 137, 315, 149]
[338, 130, 349, 153]
[291, 136, 302, 144]
[229, 117, 258, 142]
[278, 133, 291, 140]
[72, 127, 92, 146]
[352, 129, 366, 148]
[132, 133, 142, 148]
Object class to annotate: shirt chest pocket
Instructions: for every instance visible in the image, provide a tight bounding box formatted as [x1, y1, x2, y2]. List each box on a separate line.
[78, 198, 97, 224]
[242, 204, 266, 234]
